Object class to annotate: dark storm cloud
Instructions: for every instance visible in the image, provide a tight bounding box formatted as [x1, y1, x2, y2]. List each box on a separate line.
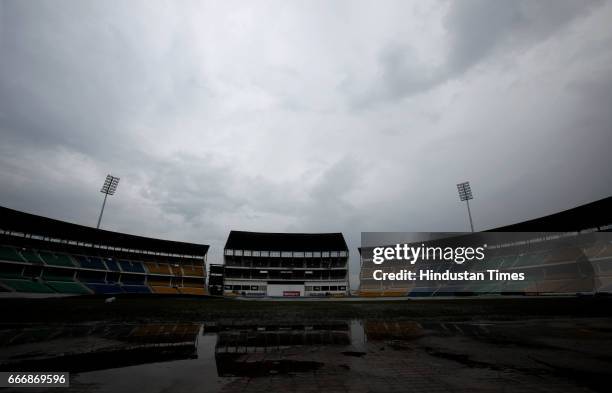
[1, 0, 612, 288]
[343, 0, 605, 107]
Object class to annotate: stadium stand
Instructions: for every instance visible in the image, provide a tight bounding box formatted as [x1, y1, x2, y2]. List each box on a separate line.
[359, 196, 612, 297]
[39, 251, 75, 267]
[19, 249, 45, 264]
[182, 265, 205, 277]
[118, 260, 146, 273]
[1, 279, 54, 293]
[75, 256, 107, 270]
[222, 231, 349, 297]
[46, 281, 90, 294]
[0, 206, 209, 297]
[0, 246, 24, 262]
[104, 258, 121, 271]
[144, 262, 171, 275]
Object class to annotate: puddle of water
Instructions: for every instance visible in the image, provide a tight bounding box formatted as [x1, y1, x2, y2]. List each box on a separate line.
[0, 321, 368, 393]
[2, 319, 609, 393]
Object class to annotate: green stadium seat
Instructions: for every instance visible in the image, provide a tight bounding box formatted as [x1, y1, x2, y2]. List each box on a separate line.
[39, 252, 75, 267]
[45, 281, 90, 294]
[0, 279, 54, 293]
[0, 246, 24, 262]
[19, 249, 44, 264]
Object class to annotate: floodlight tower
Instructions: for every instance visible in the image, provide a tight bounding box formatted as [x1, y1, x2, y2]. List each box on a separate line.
[457, 181, 474, 232]
[97, 174, 120, 229]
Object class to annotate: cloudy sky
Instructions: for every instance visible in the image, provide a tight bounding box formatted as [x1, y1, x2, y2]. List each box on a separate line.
[1, 0, 611, 287]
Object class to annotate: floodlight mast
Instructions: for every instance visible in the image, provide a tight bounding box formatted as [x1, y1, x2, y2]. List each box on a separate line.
[96, 174, 120, 229]
[457, 181, 474, 233]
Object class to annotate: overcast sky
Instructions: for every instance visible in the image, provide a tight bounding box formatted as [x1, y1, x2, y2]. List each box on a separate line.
[1, 0, 611, 288]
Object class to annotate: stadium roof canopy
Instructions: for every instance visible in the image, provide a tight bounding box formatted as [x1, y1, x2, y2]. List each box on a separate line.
[491, 196, 612, 232]
[0, 206, 209, 256]
[225, 230, 349, 251]
[357, 196, 612, 255]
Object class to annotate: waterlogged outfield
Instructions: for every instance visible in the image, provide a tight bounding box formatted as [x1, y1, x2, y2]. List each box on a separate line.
[1, 296, 612, 323]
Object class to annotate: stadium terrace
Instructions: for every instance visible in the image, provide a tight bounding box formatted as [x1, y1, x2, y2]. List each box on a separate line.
[0, 206, 208, 296]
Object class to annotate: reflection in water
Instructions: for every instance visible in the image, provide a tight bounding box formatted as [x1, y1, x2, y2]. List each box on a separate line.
[0, 320, 497, 376]
[215, 322, 351, 377]
[1, 320, 612, 393]
[0, 324, 200, 373]
[0, 322, 362, 376]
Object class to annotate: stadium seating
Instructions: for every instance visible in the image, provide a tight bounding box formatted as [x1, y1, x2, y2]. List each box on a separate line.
[46, 281, 90, 294]
[118, 260, 146, 273]
[104, 258, 121, 271]
[181, 265, 205, 277]
[543, 263, 579, 280]
[0, 246, 24, 262]
[38, 251, 75, 267]
[1, 242, 206, 296]
[1, 278, 54, 293]
[144, 262, 171, 275]
[583, 244, 606, 258]
[544, 247, 584, 264]
[75, 256, 107, 270]
[19, 249, 45, 264]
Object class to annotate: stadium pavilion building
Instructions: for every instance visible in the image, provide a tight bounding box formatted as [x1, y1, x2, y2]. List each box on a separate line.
[0, 206, 208, 296]
[222, 231, 349, 297]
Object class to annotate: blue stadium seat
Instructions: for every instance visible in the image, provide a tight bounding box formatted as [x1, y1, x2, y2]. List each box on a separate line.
[105, 259, 120, 271]
[118, 260, 145, 273]
[75, 256, 107, 270]
[121, 285, 151, 293]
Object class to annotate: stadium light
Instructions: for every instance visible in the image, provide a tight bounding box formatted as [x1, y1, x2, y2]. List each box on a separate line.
[457, 181, 475, 232]
[97, 174, 120, 229]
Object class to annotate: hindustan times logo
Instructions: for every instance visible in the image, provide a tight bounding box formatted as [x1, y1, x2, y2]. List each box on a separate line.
[372, 244, 487, 265]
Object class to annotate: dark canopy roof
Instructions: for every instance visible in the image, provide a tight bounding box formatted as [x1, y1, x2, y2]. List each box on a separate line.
[357, 196, 611, 255]
[0, 206, 209, 256]
[225, 230, 348, 252]
[491, 196, 612, 232]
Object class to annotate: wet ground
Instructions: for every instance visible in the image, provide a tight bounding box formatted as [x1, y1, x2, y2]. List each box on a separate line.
[1, 316, 612, 393]
[1, 296, 612, 392]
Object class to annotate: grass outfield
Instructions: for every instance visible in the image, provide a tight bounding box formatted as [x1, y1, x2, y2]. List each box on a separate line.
[1, 295, 612, 323]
